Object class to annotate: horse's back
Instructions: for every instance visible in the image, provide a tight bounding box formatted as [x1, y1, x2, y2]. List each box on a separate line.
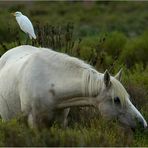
[0, 45, 40, 69]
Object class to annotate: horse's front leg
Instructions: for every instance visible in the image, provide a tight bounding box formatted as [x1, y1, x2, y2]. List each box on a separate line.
[27, 103, 54, 129]
[55, 108, 70, 128]
[63, 108, 70, 128]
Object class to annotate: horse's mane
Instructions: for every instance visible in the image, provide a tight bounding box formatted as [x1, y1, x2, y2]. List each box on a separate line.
[82, 69, 103, 97]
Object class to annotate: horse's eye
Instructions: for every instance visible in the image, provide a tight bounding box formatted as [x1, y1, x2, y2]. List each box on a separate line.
[114, 96, 120, 104]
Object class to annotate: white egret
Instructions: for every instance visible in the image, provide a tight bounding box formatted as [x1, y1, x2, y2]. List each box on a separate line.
[12, 11, 36, 43]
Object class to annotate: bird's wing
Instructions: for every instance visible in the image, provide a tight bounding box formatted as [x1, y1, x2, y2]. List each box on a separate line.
[16, 15, 36, 39]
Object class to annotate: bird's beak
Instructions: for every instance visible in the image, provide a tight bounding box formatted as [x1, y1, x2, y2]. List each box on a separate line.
[11, 13, 15, 16]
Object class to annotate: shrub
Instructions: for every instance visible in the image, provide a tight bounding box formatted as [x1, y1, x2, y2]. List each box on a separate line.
[120, 32, 148, 68]
[100, 31, 127, 58]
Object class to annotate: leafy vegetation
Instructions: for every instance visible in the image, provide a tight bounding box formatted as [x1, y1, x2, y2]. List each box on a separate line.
[0, 1, 147, 147]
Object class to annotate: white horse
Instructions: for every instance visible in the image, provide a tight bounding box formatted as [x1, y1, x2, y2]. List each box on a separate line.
[0, 45, 147, 129]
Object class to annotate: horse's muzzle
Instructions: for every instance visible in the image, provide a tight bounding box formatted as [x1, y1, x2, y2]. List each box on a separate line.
[136, 117, 147, 129]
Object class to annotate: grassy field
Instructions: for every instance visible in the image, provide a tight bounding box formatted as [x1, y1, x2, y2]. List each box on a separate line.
[0, 1, 147, 146]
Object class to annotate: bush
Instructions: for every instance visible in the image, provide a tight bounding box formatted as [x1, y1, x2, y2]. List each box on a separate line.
[100, 31, 127, 58]
[120, 32, 148, 68]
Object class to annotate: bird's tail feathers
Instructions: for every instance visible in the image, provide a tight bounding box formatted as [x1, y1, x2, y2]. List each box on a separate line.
[32, 33, 37, 39]
[29, 33, 36, 39]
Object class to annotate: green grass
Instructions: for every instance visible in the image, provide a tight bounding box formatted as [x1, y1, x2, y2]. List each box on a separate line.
[0, 112, 147, 147]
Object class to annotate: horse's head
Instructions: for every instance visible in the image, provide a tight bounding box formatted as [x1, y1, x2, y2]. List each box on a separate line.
[96, 69, 147, 129]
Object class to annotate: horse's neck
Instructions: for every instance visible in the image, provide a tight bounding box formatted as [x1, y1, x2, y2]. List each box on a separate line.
[56, 68, 103, 108]
[56, 67, 84, 100]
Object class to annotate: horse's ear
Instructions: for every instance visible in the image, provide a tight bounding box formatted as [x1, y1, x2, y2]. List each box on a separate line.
[115, 68, 122, 81]
[104, 69, 110, 87]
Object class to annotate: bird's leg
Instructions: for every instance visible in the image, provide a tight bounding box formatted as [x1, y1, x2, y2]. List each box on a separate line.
[25, 34, 29, 45]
